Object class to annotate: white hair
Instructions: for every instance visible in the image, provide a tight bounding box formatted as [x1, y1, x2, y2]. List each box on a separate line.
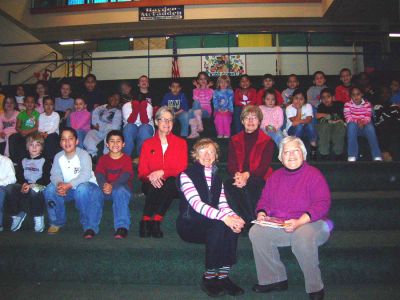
[278, 136, 307, 162]
[155, 105, 175, 121]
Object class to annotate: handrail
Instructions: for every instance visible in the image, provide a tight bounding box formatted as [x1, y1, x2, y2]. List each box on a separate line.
[20, 62, 58, 85]
[8, 51, 58, 85]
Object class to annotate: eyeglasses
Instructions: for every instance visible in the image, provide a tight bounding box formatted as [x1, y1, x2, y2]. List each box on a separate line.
[243, 116, 258, 121]
[158, 118, 173, 123]
[283, 149, 301, 156]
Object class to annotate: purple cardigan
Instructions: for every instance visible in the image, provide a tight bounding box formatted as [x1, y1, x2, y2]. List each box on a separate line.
[256, 162, 331, 222]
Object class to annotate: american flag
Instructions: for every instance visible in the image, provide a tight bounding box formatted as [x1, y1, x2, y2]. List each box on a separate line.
[172, 37, 180, 78]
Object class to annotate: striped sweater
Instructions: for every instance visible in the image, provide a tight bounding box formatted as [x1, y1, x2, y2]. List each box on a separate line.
[180, 166, 236, 221]
[344, 99, 372, 124]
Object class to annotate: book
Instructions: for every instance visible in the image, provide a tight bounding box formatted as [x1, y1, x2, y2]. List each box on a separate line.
[251, 217, 289, 229]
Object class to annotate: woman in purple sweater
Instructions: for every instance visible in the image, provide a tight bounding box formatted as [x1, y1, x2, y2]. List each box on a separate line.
[249, 136, 331, 300]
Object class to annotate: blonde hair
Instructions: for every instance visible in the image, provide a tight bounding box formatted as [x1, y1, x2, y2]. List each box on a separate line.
[240, 105, 263, 123]
[191, 138, 220, 163]
[216, 75, 231, 90]
[26, 132, 44, 151]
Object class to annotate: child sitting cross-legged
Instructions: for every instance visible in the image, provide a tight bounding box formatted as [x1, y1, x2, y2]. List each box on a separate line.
[7, 133, 51, 232]
[95, 130, 134, 239]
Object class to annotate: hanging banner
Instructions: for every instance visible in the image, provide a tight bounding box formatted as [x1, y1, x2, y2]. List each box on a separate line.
[139, 6, 184, 21]
[202, 54, 246, 77]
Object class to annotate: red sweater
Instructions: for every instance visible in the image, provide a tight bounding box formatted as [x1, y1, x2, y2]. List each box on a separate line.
[234, 87, 258, 107]
[256, 88, 283, 106]
[138, 132, 188, 182]
[335, 85, 351, 103]
[228, 129, 274, 181]
[95, 153, 134, 189]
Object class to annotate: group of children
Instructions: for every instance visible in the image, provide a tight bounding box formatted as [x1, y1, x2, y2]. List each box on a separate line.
[0, 68, 399, 236]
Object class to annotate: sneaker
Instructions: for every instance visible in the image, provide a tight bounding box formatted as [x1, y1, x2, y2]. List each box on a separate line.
[11, 212, 27, 232]
[252, 280, 288, 293]
[83, 229, 95, 239]
[201, 276, 225, 297]
[217, 135, 223, 138]
[0, 226, 3, 232]
[309, 288, 324, 300]
[219, 277, 244, 296]
[347, 156, 357, 162]
[187, 133, 200, 139]
[373, 157, 383, 161]
[47, 225, 61, 235]
[34, 216, 45, 233]
[114, 227, 128, 239]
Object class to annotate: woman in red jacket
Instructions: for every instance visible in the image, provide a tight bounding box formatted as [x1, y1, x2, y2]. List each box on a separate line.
[225, 105, 274, 226]
[138, 106, 188, 238]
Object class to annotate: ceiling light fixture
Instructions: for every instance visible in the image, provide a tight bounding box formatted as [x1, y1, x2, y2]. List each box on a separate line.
[59, 41, 86, 45]
[389, 33, 400, 38]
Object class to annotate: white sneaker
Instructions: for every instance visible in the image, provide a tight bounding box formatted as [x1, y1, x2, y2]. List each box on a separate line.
[373, 157, 383, 161]
[11, 212, 27, 232]
[0, 226, 3, 232]
[34, 216, 45, 233]
[347, 157, 357, 162]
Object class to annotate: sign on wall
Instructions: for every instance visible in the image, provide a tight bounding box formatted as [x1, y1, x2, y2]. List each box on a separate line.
[202, 54, 246, 77]
[139, 6, 184, 21]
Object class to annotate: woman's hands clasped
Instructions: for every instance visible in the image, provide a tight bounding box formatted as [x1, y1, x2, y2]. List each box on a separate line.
[223, 215, 245, 233]
[148, 170, 165, 188]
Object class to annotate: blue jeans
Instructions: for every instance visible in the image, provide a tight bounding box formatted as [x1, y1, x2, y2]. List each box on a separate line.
[189, 101, 211, 118]
[288, 123, 317, 143]
[100, 185, 132, 230]
[347, 122, 382, 159]
[76, 130, 87, 149]
[0, 186, 6, 226]
[123, 123, 154, 157]
[176, 111, 189, 137]
[265, 130, 284, 147]
[233, 106, 244, 134]
[44, 182, 103, 233]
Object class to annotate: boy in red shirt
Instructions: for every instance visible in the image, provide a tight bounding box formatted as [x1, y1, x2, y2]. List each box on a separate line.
[95, 130, 133, 239]
[335, 68, 352, 103]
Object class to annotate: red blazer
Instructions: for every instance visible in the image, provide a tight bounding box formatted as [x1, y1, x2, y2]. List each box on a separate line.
[138, 132, 188, 182]
[256, 88, 284, 106]
[228, 129, 274, 181]
[234, 87, 258, 107]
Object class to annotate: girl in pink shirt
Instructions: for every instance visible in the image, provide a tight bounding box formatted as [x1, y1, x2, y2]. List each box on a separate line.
[0, 96, 19, 156]
[188, 72, 214, 138]
[69, 97, 91, 148]
[259, 89, 284, 146]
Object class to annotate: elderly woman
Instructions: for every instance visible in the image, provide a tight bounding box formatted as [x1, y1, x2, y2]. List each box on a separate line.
[138, 106, 187, 238]
[249, 136, 331, 300]
[177, 138, 245, 297]
[225, 105, 274, 225]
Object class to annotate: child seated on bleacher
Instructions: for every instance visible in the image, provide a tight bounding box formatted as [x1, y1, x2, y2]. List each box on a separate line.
[55, 82, 74, 128]
[82, 74, 106, 111]
[213, 75, 234, 138]
[161, 79, 189, 137]
[233, 74, 257, 133]
[83, 92, 122, 162]
[95, 130, 133, 239]
[282, 74, 299, 106]
[0, 154, 16, 232]
[316, 88, 346, 160]
[256, 74, 283, 106]
[285, 89, 317, 160]
[38, 96, 61, 161]
[70, 97, 91, 149]
[136, 75, 159, 115]
[344, 86, 382, 162]
[35, 80, 48, 114]
[0, 95, 19, 156]
[8, 133, 50, 232]
[307, 71, 327, 108]
[260, 89, 284, 146]
[389, 78, 400, 105]
[119, 81, 134, 105]
[15, 85, 25, 111]
[335, 68, 352, 103]
[188, 72, 214, 139]
[44, 127, 102, 238]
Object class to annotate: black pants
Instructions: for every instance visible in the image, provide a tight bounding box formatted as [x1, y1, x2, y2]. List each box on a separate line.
[0, 142, 5, 155]
[8, 133, 28, 163]
[224, 176, 266, 224]
[44, 133, 61, 162]
[7, 184, 45, 216]
[141, 177, 178, 217]
[376, 121, 400, 153]
[177, 216, 239, 269]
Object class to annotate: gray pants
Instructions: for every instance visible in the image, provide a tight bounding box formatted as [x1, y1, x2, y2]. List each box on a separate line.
[249, 220, 330, 293]
[83, 130, 108, 157]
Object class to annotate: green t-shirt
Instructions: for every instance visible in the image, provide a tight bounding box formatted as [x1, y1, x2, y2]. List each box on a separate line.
[17, 110, 40, 131]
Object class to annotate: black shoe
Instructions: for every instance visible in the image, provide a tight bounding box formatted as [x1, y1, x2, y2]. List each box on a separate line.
[151, 221, 164, 238]
[309, 289, 324, 300]
[252, 280, 288, 293]
[83, 229, 95, 239]
[219, 277, 244, 296]
[114, 227, 128, 239]
[139, 220, 152, 238]
[201, 276, 225, 297]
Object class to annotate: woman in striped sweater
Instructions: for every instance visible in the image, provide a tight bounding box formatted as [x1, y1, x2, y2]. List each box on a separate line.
[344, 86, 382, 162]
[177, 138, 245, 297]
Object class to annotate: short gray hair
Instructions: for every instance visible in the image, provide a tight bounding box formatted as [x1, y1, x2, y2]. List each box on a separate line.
[278, 136, 307, 162]
[155, 106, 175, 122]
